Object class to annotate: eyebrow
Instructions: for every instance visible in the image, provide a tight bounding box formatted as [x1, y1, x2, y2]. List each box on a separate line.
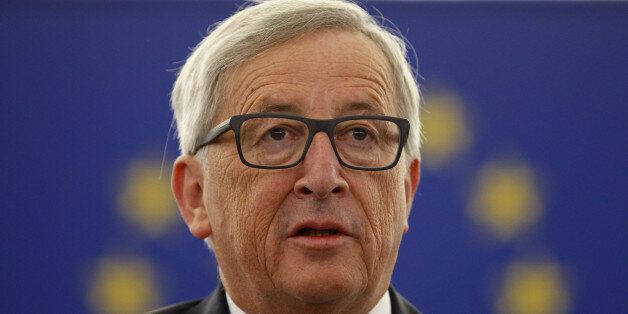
[338, 102, 386, 115]
[255, 101, 386, 116]
[257, 103, 301, 114]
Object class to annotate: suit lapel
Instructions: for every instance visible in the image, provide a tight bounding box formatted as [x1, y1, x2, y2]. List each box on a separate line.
[389, 286, 421, 314]
[185, 282, 230, 314]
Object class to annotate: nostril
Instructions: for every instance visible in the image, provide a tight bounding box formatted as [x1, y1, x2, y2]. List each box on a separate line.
[332, 186, 342, 194]
[301, 187, 313, 195]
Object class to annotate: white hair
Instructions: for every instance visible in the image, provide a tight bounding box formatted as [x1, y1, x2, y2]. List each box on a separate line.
[171, 0, 422, 162]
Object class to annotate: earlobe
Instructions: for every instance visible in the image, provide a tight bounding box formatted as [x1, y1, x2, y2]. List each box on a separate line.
[403, 158, 421, 233]
[171, 155, 212, 239]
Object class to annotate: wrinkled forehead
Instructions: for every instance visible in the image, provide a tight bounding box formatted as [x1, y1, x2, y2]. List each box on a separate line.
[214, 29, 397, 121]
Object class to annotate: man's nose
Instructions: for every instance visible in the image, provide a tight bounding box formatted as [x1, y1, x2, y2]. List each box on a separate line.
[294, 132, 349, 199]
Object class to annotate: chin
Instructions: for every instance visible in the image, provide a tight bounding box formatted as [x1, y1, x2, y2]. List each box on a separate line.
[278, 264, 365, 304]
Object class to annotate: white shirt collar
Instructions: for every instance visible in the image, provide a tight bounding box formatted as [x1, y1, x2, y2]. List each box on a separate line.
[225, 289, 391, 314]
[225, 292, 246, 314]
[369, 290, 392, 314]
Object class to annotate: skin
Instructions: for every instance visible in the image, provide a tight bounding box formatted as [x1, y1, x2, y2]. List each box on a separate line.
[172, 29, 420, 314]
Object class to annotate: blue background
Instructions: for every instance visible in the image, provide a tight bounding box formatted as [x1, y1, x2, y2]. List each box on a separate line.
[1, 1, 627, 313]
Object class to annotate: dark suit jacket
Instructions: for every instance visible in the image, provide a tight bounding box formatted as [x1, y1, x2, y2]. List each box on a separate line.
[148, 282, 421, 314]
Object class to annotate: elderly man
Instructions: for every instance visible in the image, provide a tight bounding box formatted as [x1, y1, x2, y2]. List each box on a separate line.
[152, 0, 421, 313]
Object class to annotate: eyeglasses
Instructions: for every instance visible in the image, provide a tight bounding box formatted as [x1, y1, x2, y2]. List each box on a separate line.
[193, 113, 410, 171]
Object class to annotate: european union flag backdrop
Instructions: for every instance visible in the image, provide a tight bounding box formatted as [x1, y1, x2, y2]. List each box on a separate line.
[2, 1, 627, 313]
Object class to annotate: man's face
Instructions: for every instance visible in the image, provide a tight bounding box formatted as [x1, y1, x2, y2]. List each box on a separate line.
[182, 30, 419, 311]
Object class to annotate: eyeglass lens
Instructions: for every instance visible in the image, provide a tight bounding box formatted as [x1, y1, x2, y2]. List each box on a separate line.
[239, 117, 401, 168]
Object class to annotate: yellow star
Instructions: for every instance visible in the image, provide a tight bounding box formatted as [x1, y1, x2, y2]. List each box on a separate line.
[421, 92, 472, 170]
[496, 260, 571, 314]
[88, 257, 162, 314]
[469, 161, 542, 242]
[118, 159, 178, 238]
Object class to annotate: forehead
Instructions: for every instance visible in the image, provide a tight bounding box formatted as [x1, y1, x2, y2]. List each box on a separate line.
[218, 29, 396, 119]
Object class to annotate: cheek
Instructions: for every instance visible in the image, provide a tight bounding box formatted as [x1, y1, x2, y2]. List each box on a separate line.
[356, 170, 407, 252]
[246, 174, 295, 266]
[206, 158, 295, 269]
[205, 158, 244, 243]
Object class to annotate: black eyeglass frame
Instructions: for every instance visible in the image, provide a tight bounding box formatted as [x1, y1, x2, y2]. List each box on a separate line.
[192, 113, 410, 171]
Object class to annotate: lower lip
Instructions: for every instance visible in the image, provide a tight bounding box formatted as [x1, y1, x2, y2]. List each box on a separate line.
[288, 234, 349, 249]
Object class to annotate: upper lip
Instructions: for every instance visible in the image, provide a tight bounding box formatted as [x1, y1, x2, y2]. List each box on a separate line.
[288, 220, 351, 238]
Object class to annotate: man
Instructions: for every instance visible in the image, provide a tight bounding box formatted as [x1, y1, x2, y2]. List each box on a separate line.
[152, 0, 422, 313]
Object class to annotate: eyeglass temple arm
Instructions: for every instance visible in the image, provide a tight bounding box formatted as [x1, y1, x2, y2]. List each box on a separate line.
[192, 118, 232, 155]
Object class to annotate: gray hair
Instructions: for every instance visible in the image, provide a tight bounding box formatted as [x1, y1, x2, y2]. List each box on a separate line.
[171, 0, 422, 162]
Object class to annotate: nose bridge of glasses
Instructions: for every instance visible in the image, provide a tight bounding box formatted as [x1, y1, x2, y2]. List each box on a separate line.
[303, 132, 339, 165]
[302, 118, 340, 157]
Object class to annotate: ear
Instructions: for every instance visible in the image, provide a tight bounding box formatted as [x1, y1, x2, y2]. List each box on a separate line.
[402, 158, 421, 233]
[171, 155, 212, 239]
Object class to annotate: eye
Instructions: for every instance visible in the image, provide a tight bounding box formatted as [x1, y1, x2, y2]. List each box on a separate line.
[268, 128, 287, 141]
[350, 128, 369, 141]
[335, 123, 377, 145]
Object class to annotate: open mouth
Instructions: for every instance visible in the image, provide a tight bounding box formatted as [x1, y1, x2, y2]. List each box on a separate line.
[297, 228, 340, 237]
